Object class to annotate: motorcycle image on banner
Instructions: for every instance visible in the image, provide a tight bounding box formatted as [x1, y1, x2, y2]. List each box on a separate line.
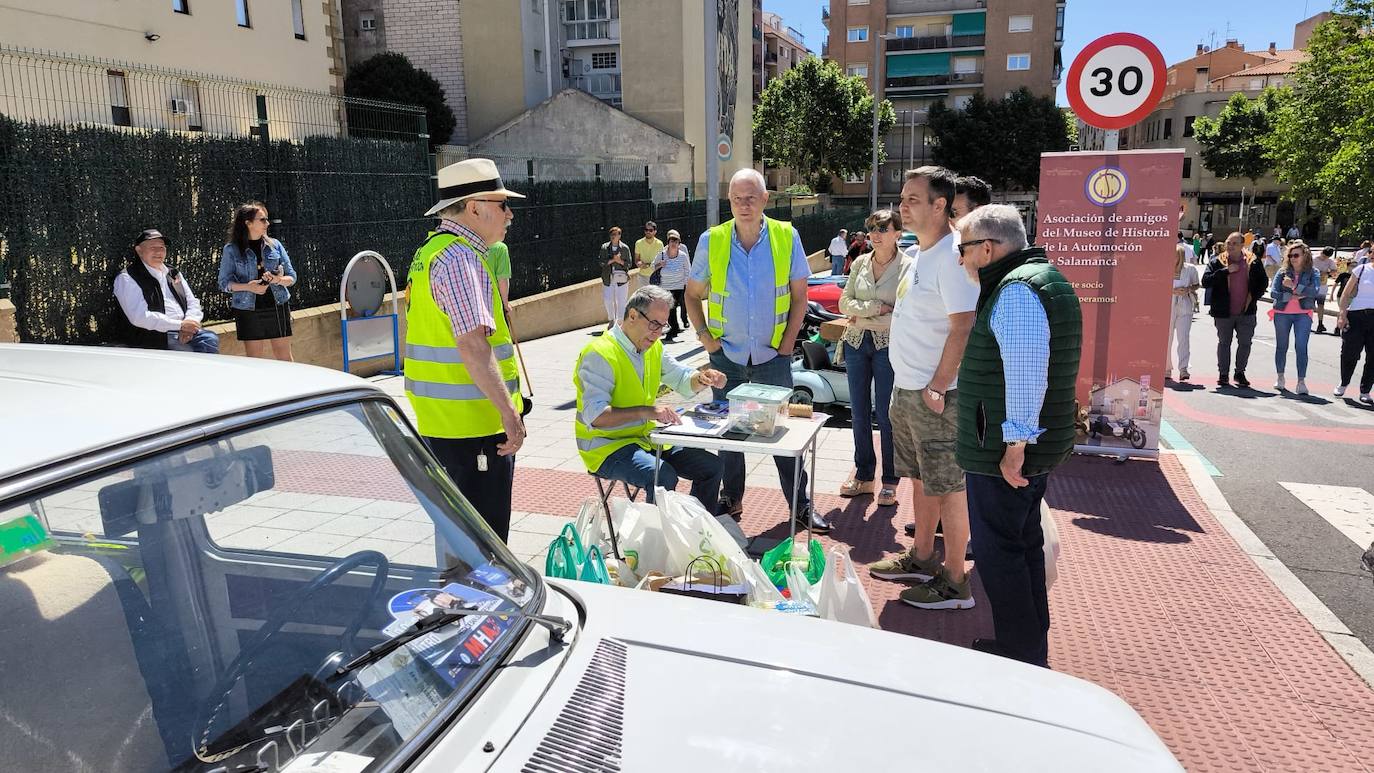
[1037, 149, 1184, 457]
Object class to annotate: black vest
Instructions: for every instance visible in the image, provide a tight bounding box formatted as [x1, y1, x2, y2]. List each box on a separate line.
[956, 248, 1083, 477]
[122, 258, 187, 350]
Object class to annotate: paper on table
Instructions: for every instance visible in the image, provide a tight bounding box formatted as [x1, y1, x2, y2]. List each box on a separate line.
[655, 412, 731, 437]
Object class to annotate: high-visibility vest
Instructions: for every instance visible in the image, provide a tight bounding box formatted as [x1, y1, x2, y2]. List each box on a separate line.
[705, 217, 795, 348]
[404, 230, 522, 439]
[573, 334, 662, 473]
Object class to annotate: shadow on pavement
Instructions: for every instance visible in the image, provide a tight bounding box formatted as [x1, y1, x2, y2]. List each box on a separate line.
[1047, 456, 1202, 544]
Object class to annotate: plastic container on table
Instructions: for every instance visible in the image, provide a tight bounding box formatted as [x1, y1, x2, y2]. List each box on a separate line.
[726, 383, 793, 437]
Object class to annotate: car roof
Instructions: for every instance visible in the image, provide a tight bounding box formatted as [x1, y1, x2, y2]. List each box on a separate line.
[0, 344, 381, 483]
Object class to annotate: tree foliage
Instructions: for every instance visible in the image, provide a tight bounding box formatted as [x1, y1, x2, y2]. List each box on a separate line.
[1063, 108, 1079, 147]
[1192, 90, 1279, 184]
[753, 58, 896, 190]
[345, 52, 456, 149]
[1266, 0, 1374, 236]
[926, 88, 1070, 191]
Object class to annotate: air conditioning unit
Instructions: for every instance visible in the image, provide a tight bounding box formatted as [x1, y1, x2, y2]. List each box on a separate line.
[169, 98, 190, 115]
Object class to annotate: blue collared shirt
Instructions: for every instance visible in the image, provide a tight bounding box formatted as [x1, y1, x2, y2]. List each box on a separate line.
[576, 326, 699, 428]
[989, 282, 1050, 443]
[690, 217, 810, 366]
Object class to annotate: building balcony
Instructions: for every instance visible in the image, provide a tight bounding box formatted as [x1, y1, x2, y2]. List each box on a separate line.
[821, 41, 829, 57]
[822, 5, 830, 22]
[886, 0, 987, 15]
[887, 34, 984, 52]
[886, 71, 982, 90]
[765, 52, 778, 65]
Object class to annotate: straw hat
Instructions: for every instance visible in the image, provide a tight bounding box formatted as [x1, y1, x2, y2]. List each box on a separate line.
[426, 158, 525, 217]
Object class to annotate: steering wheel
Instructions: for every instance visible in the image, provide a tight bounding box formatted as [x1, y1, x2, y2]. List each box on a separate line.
[192, 550, 390, 763]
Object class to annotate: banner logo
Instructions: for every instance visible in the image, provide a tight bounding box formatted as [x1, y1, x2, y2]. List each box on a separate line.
[1085, 166, 1129, 207]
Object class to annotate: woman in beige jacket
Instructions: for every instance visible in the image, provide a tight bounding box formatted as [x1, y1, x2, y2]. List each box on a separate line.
[837, 209, 912, 507]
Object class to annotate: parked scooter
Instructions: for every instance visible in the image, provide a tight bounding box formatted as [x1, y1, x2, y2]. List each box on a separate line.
[1089, 414, 1147, 449]
[795, 301, 842, 359]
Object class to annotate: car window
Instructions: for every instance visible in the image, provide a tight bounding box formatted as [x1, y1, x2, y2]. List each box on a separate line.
[0, 399, 539, 773]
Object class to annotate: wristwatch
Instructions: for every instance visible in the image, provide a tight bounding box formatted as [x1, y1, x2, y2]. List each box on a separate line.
[1005, 440, 1027, 449]
[925, 388, 945, 402]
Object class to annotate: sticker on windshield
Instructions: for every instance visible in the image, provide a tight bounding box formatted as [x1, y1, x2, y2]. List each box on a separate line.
[0, 514, 55, 569]
[280, 750, 375, 773]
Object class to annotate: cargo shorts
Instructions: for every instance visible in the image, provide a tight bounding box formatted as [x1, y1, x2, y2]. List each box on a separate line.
[889, 386, 965, 496]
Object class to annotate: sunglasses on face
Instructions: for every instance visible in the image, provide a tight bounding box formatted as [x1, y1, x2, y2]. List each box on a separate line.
[471, 198, 510, 212]
[957, 238, 1001, 255]
[668, 237, 680, 242]
[868, 225, 894, 234]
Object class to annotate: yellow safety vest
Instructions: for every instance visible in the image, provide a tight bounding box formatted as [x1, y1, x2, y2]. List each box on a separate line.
[573, 334, 663, 473]
[706, 217, 795, 348]
[404, 230, 522, 439]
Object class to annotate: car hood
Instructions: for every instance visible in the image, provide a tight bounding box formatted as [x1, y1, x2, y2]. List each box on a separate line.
[485, 582, 1181, 772]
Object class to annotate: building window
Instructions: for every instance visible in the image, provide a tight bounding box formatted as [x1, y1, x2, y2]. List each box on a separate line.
[1183, 157, 1192, 178]
[170, 79, 203, 132]
[895, 25, 913, 38]
[1183, 115, 1196, 136]
[562, 0, 617, 40]
[953, 56, 978, 74]
[847, 63, 868, 78]
[1164, 118, 1173, 138]
[236, 0, 250, 28]
[953, 94, 973, 110]
[591, 51, 617, 70]
[291, 0, 305, 39]
[534, 48, 544, 72]
[847, 0, 869, 5]
[1008, 15, 1033, 33]
[173, 0, 190, 14]
[1007, 54, 1031, 71]
[847, 26, 868, 42]
[107, 71, 131, 127]
[360, 13, 375, 30]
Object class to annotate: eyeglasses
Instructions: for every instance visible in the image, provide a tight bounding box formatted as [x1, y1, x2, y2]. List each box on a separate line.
[868, 225, 894, 234]
[957, 238, 1001, 255]
[471, 198, 510, 212]
[253, 217, 270, 223]
[633, 310, 668, 332]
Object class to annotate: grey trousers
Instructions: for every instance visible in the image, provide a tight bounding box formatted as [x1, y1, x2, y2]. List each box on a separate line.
[1214, 314, 1257, 377]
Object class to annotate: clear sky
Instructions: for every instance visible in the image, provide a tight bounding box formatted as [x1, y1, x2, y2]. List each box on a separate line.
[761, 0, 1341, 105]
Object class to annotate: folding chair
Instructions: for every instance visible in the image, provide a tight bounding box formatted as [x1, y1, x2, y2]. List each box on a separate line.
[590, 474, 639, 560]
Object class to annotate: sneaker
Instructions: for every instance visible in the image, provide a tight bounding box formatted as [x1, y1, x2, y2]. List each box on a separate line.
[1179, 369, 1190, 382]
[1335, 384, 1348, 397]
[1274, 374, 1286, 391]
[869, 550, 942, 582]
[1217, 374, 1231, 388]
[899, 568, 975, 610]
[1317, 324, 1328, 333]
[1296, 379, 1308, 395]
[1361, 394, 1373, 405]
[1234, 372, 1251, 388]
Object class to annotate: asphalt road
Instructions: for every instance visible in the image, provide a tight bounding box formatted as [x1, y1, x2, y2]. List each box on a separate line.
[1161, 302, 1374, 648]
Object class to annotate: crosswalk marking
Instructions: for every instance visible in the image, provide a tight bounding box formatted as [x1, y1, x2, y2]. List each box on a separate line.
[1279, 482, 1374, 551]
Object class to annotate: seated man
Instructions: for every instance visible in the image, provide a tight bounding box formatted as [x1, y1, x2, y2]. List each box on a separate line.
[113, 229, 219, 353]
[574, 286, 727, 510]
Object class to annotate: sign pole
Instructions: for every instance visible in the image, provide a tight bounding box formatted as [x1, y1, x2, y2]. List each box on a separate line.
[1104, 129, 1119, 152]
[705, 1, 720, 228]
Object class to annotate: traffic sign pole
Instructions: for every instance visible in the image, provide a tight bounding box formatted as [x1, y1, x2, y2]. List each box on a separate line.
[1104, 130, 1119, 152]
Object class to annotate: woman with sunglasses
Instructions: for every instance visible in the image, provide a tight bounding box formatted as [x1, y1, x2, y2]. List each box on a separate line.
[1269, 240, 1320, 394]
[218, 201, 297, 361]
[837, 209, 911, 507]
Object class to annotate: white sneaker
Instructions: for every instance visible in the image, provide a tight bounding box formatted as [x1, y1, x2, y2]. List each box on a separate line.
[1335, 384, 1348, 397]
[1361, 394, 1373, 405]
[1296, 379, 1308, 395]
[1274, 374, 1286, 391]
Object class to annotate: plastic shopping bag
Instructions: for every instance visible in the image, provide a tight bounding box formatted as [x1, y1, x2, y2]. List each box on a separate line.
[762, 537, 826, 590]
[1042, 499, 1061, 590]
[785, 557, 821, 606]
[544, 523, 587, 581]
[617, 501, 669, 583]
[815, 547, 878, 628]
[658, 488, 751, 581]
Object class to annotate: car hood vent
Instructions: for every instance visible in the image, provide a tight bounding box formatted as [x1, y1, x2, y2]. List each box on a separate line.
[521, 638, 627, 772]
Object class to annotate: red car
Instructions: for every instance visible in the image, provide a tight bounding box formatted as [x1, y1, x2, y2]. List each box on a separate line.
[807, 279, 844, 313]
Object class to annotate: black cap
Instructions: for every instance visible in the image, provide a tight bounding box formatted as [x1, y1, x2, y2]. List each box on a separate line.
[133, 229, 170, 248]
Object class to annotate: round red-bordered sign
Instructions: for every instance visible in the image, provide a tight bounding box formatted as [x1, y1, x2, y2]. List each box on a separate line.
[1066, 32, 1166, 131]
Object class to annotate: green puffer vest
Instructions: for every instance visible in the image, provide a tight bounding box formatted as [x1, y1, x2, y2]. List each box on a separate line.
[956, 247, 1083, 477]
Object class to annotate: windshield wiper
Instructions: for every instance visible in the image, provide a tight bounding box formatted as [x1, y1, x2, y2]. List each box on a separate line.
[330, 606, 571, 681]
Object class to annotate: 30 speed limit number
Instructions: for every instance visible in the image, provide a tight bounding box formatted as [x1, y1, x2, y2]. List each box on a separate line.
[1066, 33, 1166, 131]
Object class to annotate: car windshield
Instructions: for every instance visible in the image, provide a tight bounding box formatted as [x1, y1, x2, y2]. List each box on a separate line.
[0, 397, 540, 773]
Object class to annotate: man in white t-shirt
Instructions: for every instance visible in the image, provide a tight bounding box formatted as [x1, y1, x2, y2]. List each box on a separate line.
[828, 229, 849, 275]
[1263, 237, 1283, 280]
[868, 166, 981, 612]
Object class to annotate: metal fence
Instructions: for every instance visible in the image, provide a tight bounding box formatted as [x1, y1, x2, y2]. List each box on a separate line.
[0, 47, 432, 342]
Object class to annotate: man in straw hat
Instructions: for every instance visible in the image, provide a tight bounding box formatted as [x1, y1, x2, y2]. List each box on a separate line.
[404, 158, 526, 541]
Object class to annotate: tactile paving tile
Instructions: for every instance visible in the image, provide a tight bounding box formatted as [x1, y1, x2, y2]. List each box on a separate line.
[1112, 671, 1262, 772]
[1207, 688, 1364, 772]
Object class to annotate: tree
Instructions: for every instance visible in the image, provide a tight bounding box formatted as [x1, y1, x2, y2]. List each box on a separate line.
[753, 58, 896, 190]
[1267, 0, 1374, 237]
[926, 88, 1070, 191]
[1063, 108, 1079, 148]
[1192, 90, 1279, 185]
[344, 52, 456, 149]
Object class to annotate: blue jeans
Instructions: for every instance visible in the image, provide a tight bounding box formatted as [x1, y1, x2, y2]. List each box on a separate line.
[843, 333, 898, 485]
[166, 329, 220, 354]
[831, 255, 845, 275]
[598, 444, 722, 514]
[966, 471, 1051, 668]
[708, 350, 810, 513]
[1273, 313, 1312, 378]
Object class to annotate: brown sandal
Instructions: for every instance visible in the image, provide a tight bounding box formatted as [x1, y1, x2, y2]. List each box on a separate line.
[839, 478, 875, 497]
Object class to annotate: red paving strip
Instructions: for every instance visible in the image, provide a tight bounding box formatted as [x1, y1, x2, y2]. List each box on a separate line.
[270, 448, 1374, 771]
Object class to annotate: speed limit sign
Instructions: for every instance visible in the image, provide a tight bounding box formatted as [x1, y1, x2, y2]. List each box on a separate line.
[1066, 33, 1166, 130]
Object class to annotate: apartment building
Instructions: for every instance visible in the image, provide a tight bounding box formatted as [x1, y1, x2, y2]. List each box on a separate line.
[760, 11, 812, 94]
[1077, 17, 1322, 240]
[823, 0, 1064, 197]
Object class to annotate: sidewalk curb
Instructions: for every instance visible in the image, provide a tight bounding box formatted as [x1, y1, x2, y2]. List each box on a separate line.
[1169, 447, 1374, 690]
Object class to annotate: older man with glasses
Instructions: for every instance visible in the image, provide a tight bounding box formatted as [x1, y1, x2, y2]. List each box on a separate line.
[574, 286, 727, 509]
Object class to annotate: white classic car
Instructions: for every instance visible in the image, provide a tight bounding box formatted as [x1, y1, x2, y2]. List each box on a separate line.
[0, 344, 1182, 772]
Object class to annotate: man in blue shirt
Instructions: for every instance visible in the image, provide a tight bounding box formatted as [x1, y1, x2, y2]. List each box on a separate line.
[684, 169, 831, 532]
